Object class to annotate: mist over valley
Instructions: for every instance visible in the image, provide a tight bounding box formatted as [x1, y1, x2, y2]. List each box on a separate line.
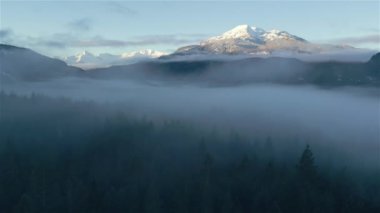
[1, 10, 379, 212]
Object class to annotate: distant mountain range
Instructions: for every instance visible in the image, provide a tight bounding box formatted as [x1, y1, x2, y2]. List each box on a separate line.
[63, 49, 167, 69]
[59, 24, 375, 69]
[1, 42, 379, 87]
[166, 24, 375, 62]
[89, 52, 380, 87]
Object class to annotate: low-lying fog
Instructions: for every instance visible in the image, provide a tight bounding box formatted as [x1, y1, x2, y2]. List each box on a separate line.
[2, 77, 379, 169]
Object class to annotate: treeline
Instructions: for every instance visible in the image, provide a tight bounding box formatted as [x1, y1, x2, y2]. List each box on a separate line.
[0, 92, 379, 213]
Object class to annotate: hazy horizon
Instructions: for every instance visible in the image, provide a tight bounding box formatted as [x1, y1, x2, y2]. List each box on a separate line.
[1, 1, 379, 59]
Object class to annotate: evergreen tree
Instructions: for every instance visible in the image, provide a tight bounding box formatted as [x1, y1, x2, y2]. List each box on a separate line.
[200, 152, 214, 213]
[297, 145, 317, 182]
[295, 145, 320, 212]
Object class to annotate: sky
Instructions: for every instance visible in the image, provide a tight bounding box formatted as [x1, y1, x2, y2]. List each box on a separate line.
[0, 0, 379, 58]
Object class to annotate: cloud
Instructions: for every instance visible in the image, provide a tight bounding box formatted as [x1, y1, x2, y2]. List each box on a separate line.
[38, 40, 67, 49]
[22, 33, 75, 49]
[71, 37, 127, 47]
[0, 29, 207, 50]
[0, 28, 13, 41]
[129, 34, 207, 45]
[54, 34, 206, 48]
[331, 34, 380, 45]
[67, 18, 92, 32]
[106, 1, 138, 16]
[69, 37, 194, 47]
[10, 33, 204, 50]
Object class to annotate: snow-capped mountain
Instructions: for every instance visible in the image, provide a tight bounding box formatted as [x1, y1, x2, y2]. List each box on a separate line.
[121, 49, 166, 59]
[63, 25, 374, 67]
[64, 49, 167, 69]
[172, 24, 358, 58]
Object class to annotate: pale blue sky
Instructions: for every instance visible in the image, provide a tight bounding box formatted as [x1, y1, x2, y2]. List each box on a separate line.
[1, 0, 379, 57]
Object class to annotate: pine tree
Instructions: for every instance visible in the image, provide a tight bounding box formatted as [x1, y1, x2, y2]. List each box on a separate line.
[200, 152, 214, 213]
[295, 145, 320, 212]
[297, 145, 317, 181]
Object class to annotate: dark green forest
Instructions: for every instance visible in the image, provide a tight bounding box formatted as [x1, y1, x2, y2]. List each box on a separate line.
[0, 92, 379, 213]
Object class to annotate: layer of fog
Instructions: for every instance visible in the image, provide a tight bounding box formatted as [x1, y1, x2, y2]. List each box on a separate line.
[270, 49, 377, 62]
[161, 49, 376, 63]
[2, 77, 379, 170]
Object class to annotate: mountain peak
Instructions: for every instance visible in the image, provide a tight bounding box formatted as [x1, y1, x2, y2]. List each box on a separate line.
[172, 24, 363, 57]
[121, 49, 167, 58]
[64, 49, 167, 69]
[77, 50, 93, 57]
[263, 29, 306, 42]
[74, 50, 96, 63]
[205, 24, 308, 43]
[218, 24, 265, 40]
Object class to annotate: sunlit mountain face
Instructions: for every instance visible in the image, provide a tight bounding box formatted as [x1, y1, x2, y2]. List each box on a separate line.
[63, 49, 167, 69]
[60, 24, 375, 69]
[175, 24, 347, 55]
[1, 1, 379, 213]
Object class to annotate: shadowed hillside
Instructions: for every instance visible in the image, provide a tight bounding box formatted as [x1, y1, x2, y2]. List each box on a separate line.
[0, 92, 379, 213]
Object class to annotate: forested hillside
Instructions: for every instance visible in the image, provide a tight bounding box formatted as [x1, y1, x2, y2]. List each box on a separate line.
[0, 92, 379, 212]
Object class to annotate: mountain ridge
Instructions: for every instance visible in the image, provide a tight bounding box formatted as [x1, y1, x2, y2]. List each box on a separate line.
[63, 49, 167, 69]
[87, 52, 380, 87]
[1, 43, 379, 87]
[0, 44, 82, 82]
[168, 24, 366, 60]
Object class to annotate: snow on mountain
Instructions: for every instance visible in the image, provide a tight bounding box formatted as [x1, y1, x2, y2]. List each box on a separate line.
[64, 49, 167, 69]
[121, 49, 166, 59]
[73, 51, 98, 63]
[63, 24, 374, 67]
[206, 25, 266, 41]
[173, 24, 360, 58]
